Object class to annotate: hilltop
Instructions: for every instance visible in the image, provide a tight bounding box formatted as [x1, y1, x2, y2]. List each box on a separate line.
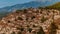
[46, 2, 60, 9]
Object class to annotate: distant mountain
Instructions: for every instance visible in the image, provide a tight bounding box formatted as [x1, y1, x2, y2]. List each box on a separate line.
[46, 2, 60, 9]
[0, 1, 58, 18]
[0, 1, 55, 12]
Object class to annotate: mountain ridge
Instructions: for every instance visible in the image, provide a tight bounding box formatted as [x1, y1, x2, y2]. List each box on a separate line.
[0, 1, 59, 18]
[0, 1, 55, 12]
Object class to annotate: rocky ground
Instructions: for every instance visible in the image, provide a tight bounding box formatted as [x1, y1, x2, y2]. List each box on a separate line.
[0, 8, 60, 34]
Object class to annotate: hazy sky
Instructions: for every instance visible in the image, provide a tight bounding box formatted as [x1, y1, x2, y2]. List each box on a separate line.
[0, 0, 60, 8]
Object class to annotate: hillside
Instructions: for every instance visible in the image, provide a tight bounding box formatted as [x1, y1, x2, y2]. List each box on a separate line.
[46, 2, 60, 9]
[0, 8, 59, 34]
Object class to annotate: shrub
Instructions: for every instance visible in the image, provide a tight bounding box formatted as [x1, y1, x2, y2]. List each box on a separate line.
[17, 27, 24, 31]
[2, 33, 5, 34]
[26, 18, 28, 21]
[8, 20, 11, 23]
[16, 10, 22, 13]
[23, 9, 27, 13]
[17, 31, 21, 34]
[49, 23, 58, 34]
[11, 32, 15, 34]
[18, 17, 23, 20]
[33, 25, 37, 27]
[28, 28, 32, 33]
[40, 11, 42, 14]
[41, 16, 47, 23]
[31, 16, 35, 19]
[37, 27, 45, 34]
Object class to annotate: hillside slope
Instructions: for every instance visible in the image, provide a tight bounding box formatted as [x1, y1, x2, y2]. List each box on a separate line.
[46, 2, 60, 9]
[0, 8, 60, 34]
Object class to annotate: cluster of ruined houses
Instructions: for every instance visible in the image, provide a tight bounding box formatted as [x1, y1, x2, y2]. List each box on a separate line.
[0, 8, 59, 34]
